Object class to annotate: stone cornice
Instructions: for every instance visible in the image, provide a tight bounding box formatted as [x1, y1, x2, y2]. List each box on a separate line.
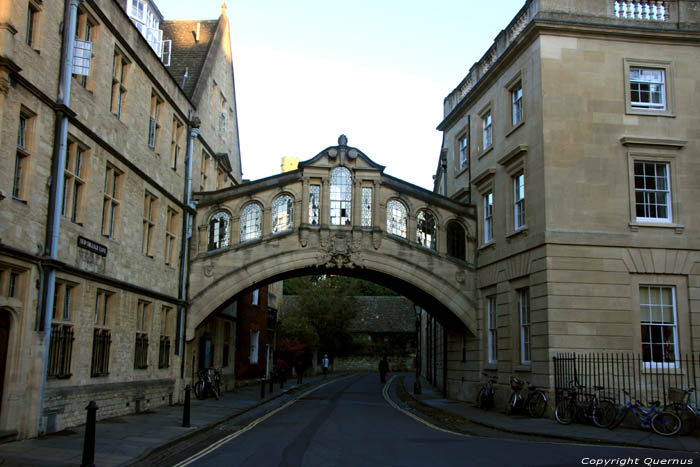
[620, 137, 687, 148]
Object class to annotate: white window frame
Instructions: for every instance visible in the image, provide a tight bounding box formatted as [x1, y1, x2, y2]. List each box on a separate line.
[623, 59, 674, 117]
[640, 285, 679, 367]
[629, 67, 666, 110]
[482, 111, 492, 149]
[511, 81, 523, 125]
[240, 203, 262, 242]
[513, 171, 525, 230]
[487, 296, 497, 364]
[483, 191, 493, 243]
[458, 135, 468, 170]
[633, 160, 672, 223]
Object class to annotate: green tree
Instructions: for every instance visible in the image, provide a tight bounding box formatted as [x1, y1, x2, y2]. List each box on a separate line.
[280, 276, 359, 356]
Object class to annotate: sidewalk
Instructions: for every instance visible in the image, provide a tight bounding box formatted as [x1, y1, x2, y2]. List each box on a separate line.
[0, 375, 329, 467]
[399, 373, 700, 453]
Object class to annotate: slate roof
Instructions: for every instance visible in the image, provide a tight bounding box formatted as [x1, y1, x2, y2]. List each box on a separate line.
[282, 296, 415, 333]
[160, 19, 219, 99]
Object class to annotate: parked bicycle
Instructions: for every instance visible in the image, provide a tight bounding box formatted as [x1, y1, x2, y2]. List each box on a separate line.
[664, 387, 698, 435]
[554, 381, 616, 428]
[476, 373, 498, 409]
[608, 389, 680, 436]
[194, 368, 221, 400]
[505, 376, 547, 417]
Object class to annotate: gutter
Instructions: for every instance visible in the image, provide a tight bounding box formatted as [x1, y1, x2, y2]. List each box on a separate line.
[37, 0, 81, 436]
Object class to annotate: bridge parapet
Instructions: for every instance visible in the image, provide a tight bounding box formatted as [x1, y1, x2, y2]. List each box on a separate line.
[188, 137, 477, 340]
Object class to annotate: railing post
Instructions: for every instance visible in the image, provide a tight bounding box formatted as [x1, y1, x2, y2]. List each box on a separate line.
[80, 401, 99, 467]
[182, 385, 191, 428]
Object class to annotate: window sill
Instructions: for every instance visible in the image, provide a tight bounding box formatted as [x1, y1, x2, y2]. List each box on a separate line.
[506, 227, 528, 242]
[626, 108, 675, 118]
[478, 145, 494, 160]
[484, 362, 498, 370]
[478, 240, 495, 251]
[456, 165, 469, 177]
[629, 221, 684, 234]
[514, 364, 531, 372]
[505, 119, 525, 138]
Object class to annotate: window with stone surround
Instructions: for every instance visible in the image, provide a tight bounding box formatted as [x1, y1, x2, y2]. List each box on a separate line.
[519, 288, 531, 365]
[158, 306, 171, 369]
[26, 1, 41, 49]
[634, 160, 671, 223]
[170, 118, 183, 171]
[483, 191, 494, 243]
[200, 151, 210, 190]
[482, 110, 493, 150]
[49, 281, 75, 378]
[111, 48, 129, 120]
[148, 91, 163, 150]
[511, 81, 523, 126]
[330, 167, 352, 225]
[624, 59, 674, 116]
[164, 207, 178, 266]
[134, 300, 150, 369]
[446, 222, 466, 261]
[62, 140, 87, 223]
[361, 187, 372, 227]
[240, 203, 262, 242]
[416, 210, 437, 250]
[91, 291, 112, 377]
[0, 267, 23, 299]
[309, 184, 320, 225]
[272, 195, 294, 234]
[487, 296, 497, 364]
[102, 164, 122, 239]
[513, 171, 525, 230]
[386, 200, 407, 239]
[208, 211, 230, 251]
[458, 134, 468, 171]
[142, 191, 157, 256]
[74, 7, 98, 89]
[640, 285, 678, 365]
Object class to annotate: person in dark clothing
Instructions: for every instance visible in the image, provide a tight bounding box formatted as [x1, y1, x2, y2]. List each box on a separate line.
[379, 357, 390, 384]
[294, 357, 305, 384]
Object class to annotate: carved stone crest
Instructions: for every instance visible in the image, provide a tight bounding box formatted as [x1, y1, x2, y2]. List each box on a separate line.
[203, 264, 215, 277]
[455, 270, 466, 284]
[316, 232, 363, 269]
[372, 229, 382, 250]
[299, 228, 309, 248]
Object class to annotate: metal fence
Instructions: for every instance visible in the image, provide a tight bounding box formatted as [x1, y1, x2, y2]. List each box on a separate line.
[553, 353, 700, 406]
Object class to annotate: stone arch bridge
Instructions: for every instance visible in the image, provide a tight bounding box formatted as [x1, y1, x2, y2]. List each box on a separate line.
[188, 136, 477, 340]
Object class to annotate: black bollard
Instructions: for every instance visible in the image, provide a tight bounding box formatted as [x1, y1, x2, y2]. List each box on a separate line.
[260, 378, 266, 398]
[81, 401, 99, 467]
[182, 385, 191, 428]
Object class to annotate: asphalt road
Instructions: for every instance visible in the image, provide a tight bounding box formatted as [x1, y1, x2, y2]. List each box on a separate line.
[154, 373, 699, 467]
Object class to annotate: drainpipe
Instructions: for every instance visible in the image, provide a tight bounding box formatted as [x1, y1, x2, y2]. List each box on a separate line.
[37, 0, 81, 436]
[178, 117, 199, 379]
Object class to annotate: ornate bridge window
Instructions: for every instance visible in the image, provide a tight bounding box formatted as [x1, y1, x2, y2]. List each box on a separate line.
[208, 211, 230, 251]
[361, 187, 372, 227]
[386, 200, 407, 238]
[330, 167, 352, 225]
[417, 210, 437, 250]
[240, 203, 262, 242]
[272, 194, 294, 233]
[446, 221, 466, 261]
[309, 184, 320, 225]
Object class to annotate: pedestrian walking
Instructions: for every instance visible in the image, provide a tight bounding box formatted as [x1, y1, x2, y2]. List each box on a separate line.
[379, 356, 390, 384]
[294, 356, 305, 384]
[321, 354, 329, 377]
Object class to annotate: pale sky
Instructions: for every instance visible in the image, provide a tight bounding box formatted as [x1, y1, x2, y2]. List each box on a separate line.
[163, 0, 527, 189]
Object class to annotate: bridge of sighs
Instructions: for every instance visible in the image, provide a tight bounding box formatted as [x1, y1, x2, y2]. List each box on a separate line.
[187, 136, 477, 340]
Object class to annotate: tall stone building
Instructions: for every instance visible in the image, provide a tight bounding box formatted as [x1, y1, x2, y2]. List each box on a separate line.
[431, 0, 700, 399]
[0, 0, 241, 438]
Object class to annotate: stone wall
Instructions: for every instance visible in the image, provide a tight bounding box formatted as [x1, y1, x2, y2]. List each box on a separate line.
[43, 379, 175, 433]
[332, 355, 414, 373]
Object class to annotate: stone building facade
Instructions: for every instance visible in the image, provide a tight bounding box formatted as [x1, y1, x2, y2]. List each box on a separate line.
[0, 0, 241, 438]
[430, 0, 700, 402]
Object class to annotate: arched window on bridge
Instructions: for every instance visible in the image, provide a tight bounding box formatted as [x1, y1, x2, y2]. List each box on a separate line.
[272, 194, 294, 233]
[386, 199, 407, 238]
[416, 210, 437, 250]
[446, 221, 466, 261]
[208, 211, 230, 251]
[330, 167, 352, 225]
[240, 203, 262, 242]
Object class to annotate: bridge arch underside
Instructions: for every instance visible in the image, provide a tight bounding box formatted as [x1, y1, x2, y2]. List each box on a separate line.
[187, 233, 476, 341]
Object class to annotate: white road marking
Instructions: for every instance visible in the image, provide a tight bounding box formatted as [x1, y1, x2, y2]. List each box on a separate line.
[172, 375, 355, 467]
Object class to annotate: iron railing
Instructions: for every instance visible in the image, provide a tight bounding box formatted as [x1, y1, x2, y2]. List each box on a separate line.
[553, 352, 700, 406]
[91, 329, 111, 377]
[134, 333, 149, 369]
[158, 335, 170, 369]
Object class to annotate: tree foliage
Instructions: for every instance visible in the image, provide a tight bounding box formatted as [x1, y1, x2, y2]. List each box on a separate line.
[280, 276, 363, 356]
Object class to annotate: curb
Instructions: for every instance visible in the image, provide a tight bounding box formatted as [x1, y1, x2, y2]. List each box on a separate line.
[394, 376, 685, 452]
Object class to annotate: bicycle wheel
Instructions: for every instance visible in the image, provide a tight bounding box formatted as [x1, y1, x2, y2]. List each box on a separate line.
[505, 391, 518, 415]
[476, 387, 487, 409]
[527, 391, 547, 418]
[555, 398, 576, 425]
[194, 380, 205, 400]
[651, 411, 681, 436]
[664, 403, 696, 435]
[592, 400, 617, 428]
[608, 408, 627, 430]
